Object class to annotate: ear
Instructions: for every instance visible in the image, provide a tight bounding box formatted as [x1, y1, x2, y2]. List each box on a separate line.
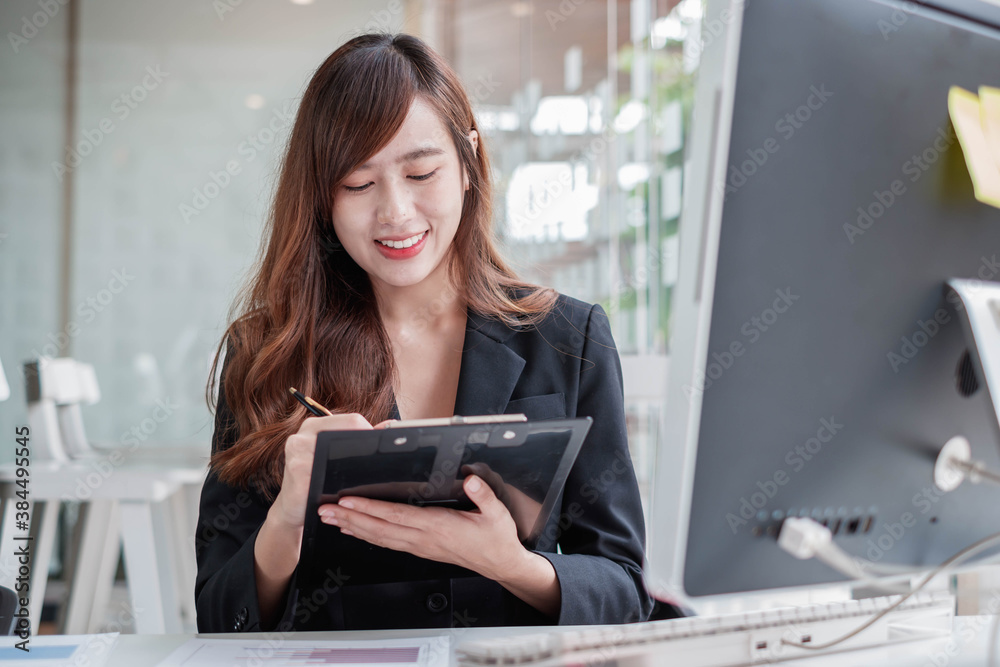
[464, 129, 479, 191]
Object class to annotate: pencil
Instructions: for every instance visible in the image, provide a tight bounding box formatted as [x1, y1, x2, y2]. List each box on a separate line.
[289, 387, 334, 417]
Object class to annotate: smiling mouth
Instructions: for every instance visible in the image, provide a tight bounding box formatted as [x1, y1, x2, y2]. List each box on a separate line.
[375, 231, 428, 249]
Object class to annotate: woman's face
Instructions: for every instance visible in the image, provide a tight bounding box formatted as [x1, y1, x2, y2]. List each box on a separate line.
[332, 98, 477, 294]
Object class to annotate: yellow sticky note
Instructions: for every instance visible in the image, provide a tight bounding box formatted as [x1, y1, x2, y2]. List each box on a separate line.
[948, 85, 1000, 209]
[980, 86, 1000, 172]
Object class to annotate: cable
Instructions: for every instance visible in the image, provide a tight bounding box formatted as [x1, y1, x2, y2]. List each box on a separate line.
[811, 548, 910, 595]
[950, 459, 1000, 486]
[820, 533, 1000, 580]
[780, 528, 1000, 651]
[778, 517, 922, 592]
[781, 516, 1000, 580]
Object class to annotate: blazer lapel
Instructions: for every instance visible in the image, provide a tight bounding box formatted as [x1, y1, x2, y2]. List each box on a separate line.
[452, 308, 525, 417]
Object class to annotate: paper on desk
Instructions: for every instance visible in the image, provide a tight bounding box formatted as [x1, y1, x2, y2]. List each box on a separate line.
[0, 633, 119, 666]
[948, 85, 1000, 209]
[155, 635, 450, 667]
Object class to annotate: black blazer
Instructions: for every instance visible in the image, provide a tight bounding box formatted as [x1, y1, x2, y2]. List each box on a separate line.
[195, 292, 654, 632]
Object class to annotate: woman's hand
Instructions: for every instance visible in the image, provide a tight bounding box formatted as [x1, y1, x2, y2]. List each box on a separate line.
[320, 475, 561, 617]
[320, 475, 522, 579]
[460, 463, 543, 543]
[255, 412, 394, 628]
[270, 413, 393, 530]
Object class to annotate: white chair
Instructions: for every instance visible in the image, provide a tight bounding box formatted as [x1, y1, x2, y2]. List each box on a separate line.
[0, 357, 206, 635]
[0, 355, 9, 402]
[24, 357, 102, 461]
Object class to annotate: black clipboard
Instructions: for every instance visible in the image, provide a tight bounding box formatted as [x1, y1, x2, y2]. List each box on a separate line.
[300, 415, 592, 561]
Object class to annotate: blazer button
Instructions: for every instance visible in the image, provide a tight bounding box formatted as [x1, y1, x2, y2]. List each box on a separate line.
[425, 592, 448, 613]
[234, 606, 248, 631]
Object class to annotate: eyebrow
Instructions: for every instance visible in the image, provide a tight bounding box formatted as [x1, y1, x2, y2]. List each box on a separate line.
[356, 147, 446, 171]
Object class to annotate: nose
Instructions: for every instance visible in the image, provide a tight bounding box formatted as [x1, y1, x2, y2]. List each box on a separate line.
[376, 178, 413, 226]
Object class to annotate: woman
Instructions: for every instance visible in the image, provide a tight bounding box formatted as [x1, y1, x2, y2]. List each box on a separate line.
[195, 32, 653, 633]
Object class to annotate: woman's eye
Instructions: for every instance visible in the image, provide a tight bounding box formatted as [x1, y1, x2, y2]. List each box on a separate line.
[343, 172, 434, 192]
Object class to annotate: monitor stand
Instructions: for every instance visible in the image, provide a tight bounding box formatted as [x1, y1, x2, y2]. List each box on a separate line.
[946, 278, 1000, 441]
[941, 279, 1000, 615]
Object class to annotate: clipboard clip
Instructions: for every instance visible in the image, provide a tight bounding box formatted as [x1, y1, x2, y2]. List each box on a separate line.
[382, 413, 528, 429]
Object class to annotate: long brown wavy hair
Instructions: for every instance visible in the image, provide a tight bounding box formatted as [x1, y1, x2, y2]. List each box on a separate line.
[206, 33, 557, 499]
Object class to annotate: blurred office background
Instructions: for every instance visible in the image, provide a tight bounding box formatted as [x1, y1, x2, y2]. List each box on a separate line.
[0, 0, 700, 629]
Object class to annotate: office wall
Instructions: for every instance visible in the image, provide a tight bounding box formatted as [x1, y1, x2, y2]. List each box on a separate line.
[66, 0, 412, 447]
[1, 0, 417, 452]
[0, 1, 68, 453]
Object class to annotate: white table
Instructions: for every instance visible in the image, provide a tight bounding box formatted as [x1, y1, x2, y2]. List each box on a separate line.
[99, 616, 999, 666]
[0, 447, 207, 635]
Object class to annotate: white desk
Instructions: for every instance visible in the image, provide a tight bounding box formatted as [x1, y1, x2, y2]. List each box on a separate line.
[101, 616, 999, 666]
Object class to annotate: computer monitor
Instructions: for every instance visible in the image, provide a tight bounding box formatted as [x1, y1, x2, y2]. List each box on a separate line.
[646, 0, 1000, 600]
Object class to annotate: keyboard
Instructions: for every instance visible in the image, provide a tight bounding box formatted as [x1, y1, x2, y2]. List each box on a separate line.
[456, 591, 954, 666]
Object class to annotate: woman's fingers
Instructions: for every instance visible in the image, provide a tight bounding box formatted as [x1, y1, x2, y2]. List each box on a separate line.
[463, 475, 505, 518]
[320, 502, 424, 551]
[274, 413, 372, 529]
[334, 496, 427, 527]
[318, 482, 522, 576]
[299, 412, 373, 435]
[461, 463, 506, 495]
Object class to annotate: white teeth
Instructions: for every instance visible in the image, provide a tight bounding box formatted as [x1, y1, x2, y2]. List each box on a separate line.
[377, 231, 426, 249]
